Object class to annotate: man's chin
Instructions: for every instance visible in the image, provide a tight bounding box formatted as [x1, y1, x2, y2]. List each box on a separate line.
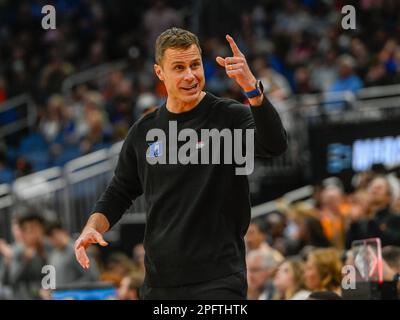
[180, 90, 201, 102]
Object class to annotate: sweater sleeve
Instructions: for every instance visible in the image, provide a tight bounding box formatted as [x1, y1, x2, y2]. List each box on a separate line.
[231, 94, 288, 157]
[92, 127, 143, 228]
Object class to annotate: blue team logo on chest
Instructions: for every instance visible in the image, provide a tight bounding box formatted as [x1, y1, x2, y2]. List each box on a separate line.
[147, 141, 163, 158]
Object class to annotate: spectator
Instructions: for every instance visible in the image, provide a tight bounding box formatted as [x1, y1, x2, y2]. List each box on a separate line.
[100, 253, 134, 287]
[273, 1, 312, 35]
[39, 95, 76, 149]
[285, 203, 331, 255]
[245, 219, 284, 263]
[293, 65, 318, 94]
[347, 190, 369, 224]
[304, 248, 342, 295]
[382, 246, 400, 274]
[246, 249, 281, 300]
[264, 211, 287, 255]
[346, 175, 400, 248]
[4, 211, 52, 299]
[318, 185, 348, 249]
[45, 221, 99, 288]
[143, 0, 183, 55]
[328, 54, 363, 94]
[117, 273, 144, 300]
[310, 49, 338, 92]
[252, 56, 292, 100]
[382, 246, 400, 297]
[273, 258, 310, 300]
[132, 243, 145, 275]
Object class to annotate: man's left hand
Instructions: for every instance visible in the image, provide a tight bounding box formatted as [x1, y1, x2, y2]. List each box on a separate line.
[216, 35, 257, 92]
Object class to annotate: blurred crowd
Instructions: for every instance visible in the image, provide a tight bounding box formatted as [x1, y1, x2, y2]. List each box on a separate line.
[0, 208, 145, 300]
[1, 0, 400, 182]
[244, 166, 400, 300]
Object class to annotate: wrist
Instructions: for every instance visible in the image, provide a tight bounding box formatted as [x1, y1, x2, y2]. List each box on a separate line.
[243, 80, 264, 100]
[85, 213, 110, 234]
[248, 94, 264, 107]
[242, 80, 257, 92]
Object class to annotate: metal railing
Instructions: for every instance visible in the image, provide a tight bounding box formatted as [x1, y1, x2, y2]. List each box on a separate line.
[0, 184, 13, 242]
[61, 60, 129, 98]
[0, 139, 149, 238]
[12, 167, 67, 226]
[251, 185, 314, 219]
[64, 149, 113, 233]
[0, 94, 36, 139]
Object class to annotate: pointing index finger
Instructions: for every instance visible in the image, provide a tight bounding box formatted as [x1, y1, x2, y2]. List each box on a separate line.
[226, 34, 243, 57]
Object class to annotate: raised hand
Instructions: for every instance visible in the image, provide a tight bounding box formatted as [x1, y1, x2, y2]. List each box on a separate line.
[216, 35, 257, 92]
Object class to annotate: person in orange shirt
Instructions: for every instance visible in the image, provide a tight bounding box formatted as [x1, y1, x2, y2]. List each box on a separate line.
[318, 184, 349, 249]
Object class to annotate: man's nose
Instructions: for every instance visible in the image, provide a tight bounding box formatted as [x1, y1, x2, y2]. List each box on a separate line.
[183, 68, 195, 81]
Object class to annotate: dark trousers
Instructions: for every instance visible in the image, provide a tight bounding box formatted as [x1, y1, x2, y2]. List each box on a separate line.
[140, 271, 247, 300]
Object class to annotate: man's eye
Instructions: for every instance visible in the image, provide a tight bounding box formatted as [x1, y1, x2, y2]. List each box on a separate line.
[191, 62, 200, 68]
[174, 65, 184, 70]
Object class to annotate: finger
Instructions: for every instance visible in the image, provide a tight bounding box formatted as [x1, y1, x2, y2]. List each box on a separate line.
[225, 63, 244, 71]
[216, 56, 225, 67]
[75, 246, 90, 269]
[226, 70, 242, 78]
[224, 57, 244, 65]
[93, 233, 108, 247]
[226, 35, 243, 57]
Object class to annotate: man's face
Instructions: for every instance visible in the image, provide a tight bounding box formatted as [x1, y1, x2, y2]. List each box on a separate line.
[48, 229, 65, 249]
[367, 177, 391, 207]
[154, 44, 205, 106]
[245, 223, 266, 251]
[321, 186, 342, 210]
[246, 256, 270, 292]
[20, 221, 44, 248]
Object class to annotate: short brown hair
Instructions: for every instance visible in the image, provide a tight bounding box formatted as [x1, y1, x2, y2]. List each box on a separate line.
[155, 27, 201, 64]
[307, 248, 342, 292]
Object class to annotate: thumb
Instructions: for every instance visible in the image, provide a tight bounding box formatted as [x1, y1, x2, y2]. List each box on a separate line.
[216, 56, 225, 67]
[95, 233, 108, 247]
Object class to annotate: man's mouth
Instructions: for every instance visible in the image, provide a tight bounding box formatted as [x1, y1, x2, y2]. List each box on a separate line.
[181, 83, 198, 91]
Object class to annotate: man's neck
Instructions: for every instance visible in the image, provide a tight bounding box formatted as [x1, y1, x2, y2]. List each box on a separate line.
[166, 91, 206, 114]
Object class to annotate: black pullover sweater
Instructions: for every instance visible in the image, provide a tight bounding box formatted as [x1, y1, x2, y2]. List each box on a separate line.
[93, 92, 287, 287]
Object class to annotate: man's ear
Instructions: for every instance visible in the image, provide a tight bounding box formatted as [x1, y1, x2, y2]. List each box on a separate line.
[154, 64, 164, 81]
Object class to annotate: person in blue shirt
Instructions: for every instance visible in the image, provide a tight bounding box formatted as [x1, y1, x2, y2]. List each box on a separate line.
[329, 54, 363, 94]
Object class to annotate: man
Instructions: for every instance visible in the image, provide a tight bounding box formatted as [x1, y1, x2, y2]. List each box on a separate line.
[75, 27, 287, 299]
[117, 273, 144, 300]
[382, 246, 400, 298]
[383, 246, 400, 274]
[46, 222, 99, 288]
[318, 184, 347, 249]
[328, 54, 363, 94]
[245, 219, 284, 263]
[346, 175, 400, 248]
[5, 213, 52, 299]
[246, 249, 280, 300]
